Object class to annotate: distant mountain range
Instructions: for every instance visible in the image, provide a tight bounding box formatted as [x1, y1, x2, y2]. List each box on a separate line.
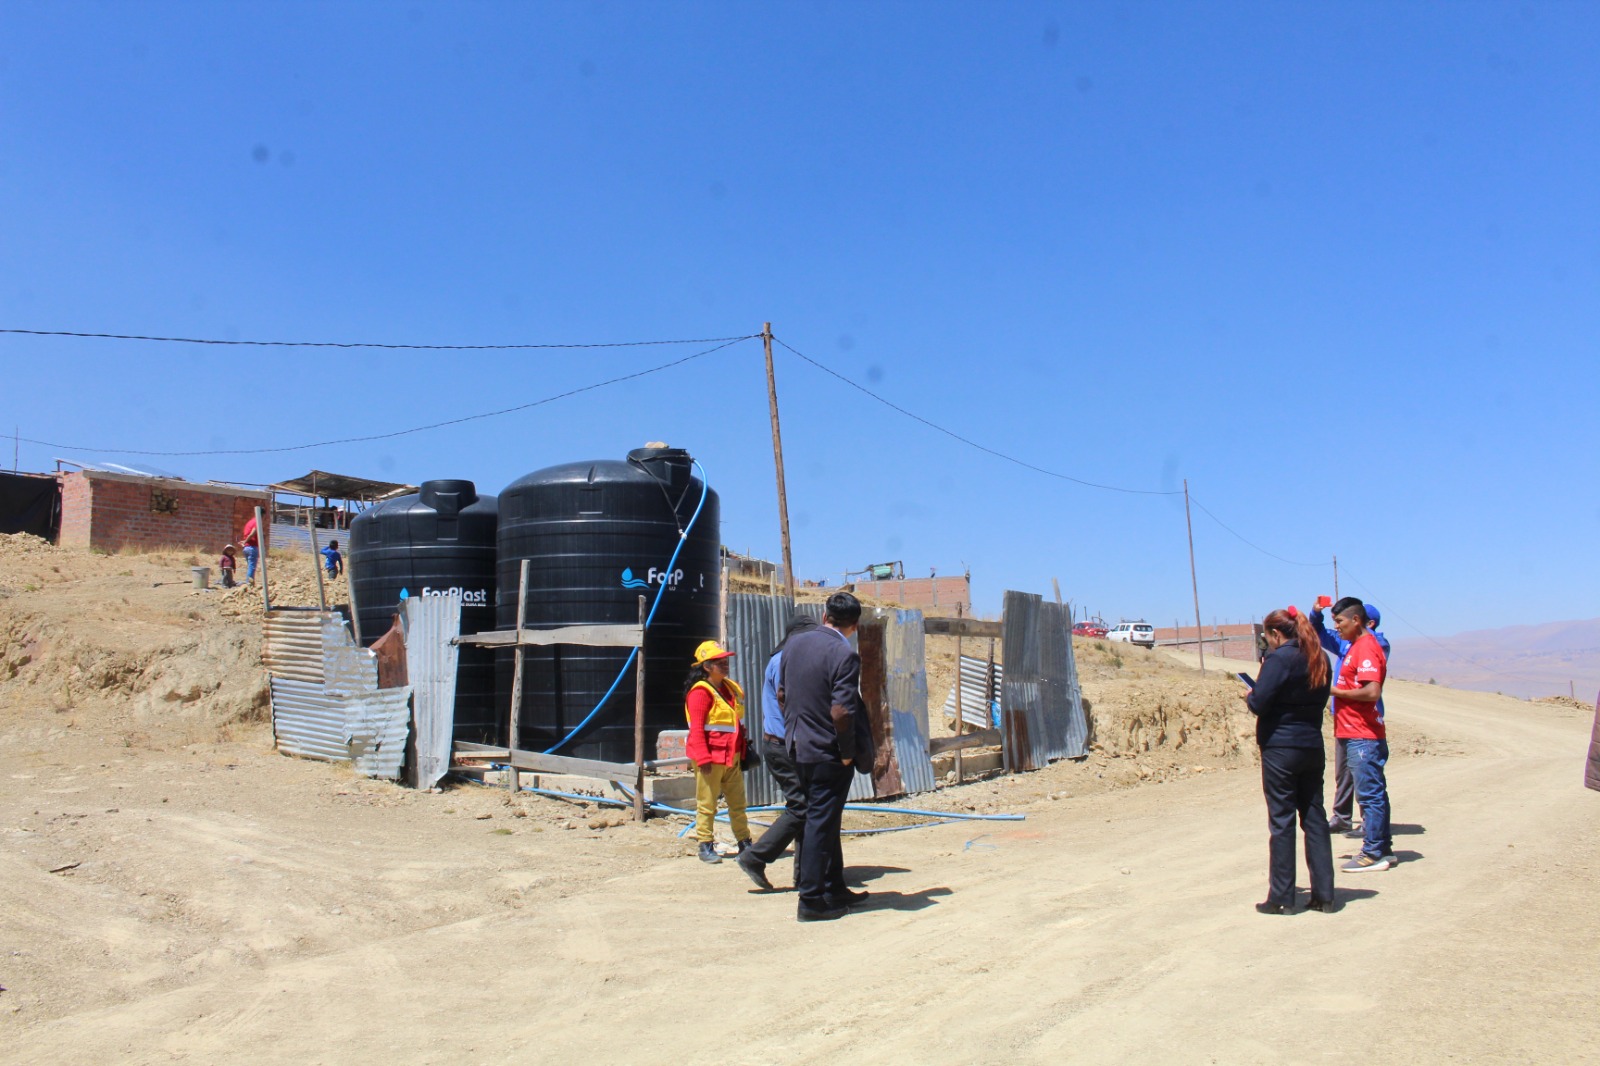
[1387, 618, 1600, 704]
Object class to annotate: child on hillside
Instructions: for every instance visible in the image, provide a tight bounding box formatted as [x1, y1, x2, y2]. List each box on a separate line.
[219, 544, 238, 588]
[320, 538, 343, 581]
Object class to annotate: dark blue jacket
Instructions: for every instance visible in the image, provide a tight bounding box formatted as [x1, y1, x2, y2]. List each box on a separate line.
[778, 626, 874, 766]
[1247, 643, 1331, 748]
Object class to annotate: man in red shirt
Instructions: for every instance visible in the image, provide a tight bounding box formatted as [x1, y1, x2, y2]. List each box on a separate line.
[1330, 597, 1394, 871]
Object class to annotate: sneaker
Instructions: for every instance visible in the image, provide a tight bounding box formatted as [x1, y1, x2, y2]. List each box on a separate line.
[736, 851, 773, 890]
[1341, 853, 1395, 873]
[697, 841, 722, 864]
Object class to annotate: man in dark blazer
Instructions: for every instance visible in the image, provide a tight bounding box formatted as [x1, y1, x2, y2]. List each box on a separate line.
[779, 591, 875, 922]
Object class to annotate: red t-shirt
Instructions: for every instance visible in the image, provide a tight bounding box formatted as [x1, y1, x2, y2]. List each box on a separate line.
[241, 516, 259, 547]
[1333, 631, 1387, 740]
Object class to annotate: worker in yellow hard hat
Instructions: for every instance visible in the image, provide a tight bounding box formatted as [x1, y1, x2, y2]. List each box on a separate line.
[684, 640, 752, 863]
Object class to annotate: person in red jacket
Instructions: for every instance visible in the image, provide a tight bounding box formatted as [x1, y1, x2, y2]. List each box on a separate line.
[684, 640, 752, 864]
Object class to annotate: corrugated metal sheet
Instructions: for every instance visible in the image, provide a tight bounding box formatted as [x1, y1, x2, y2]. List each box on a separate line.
[322, 613, 377, 693]
[406, 591, 462, 789]
[265, 606, 413, 779]
[883, 608, 935, 796]
[262, 610, 327, 683]
[941, 655, 1005, 729]
[269, 678, 412, 779]
[999, 591, 1088, 771]
[722, 592, 811, 806]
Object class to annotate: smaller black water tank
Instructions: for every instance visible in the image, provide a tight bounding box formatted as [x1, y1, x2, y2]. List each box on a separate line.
[348, 480, 500, 742]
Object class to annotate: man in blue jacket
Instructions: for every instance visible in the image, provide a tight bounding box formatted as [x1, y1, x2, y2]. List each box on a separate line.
[779, 592, 875, 922]
[1312, 601, 1390, 833]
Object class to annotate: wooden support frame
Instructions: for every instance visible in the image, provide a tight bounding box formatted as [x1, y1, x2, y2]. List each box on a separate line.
[458, 573, 651, 821]
[923, 616, 1003, 639]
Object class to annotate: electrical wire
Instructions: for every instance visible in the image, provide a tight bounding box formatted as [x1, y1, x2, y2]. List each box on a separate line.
[15, 336, 754, 457]
[0, 327, 759, 351]
[772, 336, 1182, 497]
[1185, 493, 1326, 568]
[1335, 564, 1556, 689]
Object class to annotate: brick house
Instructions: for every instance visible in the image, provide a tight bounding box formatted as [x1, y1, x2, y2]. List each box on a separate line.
[57, 469, 269, 554]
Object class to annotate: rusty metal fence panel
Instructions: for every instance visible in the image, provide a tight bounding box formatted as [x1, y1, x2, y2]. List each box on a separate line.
[406, 590, 462, 790]
[999, 591, 1087, 771]
[883, 608, 935, 796]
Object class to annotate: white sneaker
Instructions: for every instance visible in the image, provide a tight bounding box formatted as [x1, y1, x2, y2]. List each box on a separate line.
[1341, 853, 1395, 873]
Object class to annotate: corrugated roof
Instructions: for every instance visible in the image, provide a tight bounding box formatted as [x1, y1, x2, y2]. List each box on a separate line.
[270, 470, 416, 501]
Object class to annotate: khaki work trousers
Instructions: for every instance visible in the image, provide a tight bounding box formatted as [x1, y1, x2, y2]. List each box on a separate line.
[694, 760, 749, 843]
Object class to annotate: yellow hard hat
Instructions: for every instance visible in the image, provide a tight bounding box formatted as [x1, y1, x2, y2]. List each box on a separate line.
[693, 640, 735, 666]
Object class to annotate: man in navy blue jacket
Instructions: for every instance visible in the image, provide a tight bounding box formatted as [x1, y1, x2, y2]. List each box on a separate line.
[1312, 602, 1391, 833]
[779, 592, 875, 922]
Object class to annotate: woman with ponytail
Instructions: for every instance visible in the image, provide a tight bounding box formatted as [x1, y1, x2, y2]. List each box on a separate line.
[1246, 605, 1335, 914]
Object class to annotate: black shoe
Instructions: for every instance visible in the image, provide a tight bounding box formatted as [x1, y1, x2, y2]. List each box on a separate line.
[737, 851, 774, 890]
[797, 904, 847, 922]
[1254, 901, 1291, 915]
[825, 888, 869, 908]
[1305, 897, 1335, 912]
[1326, 817, 1353, 833]
[697, 842, 721, 864]
[736, 839, 753, 853]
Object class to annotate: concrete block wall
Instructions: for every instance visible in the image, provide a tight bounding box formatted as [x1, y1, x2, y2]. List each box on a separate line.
[57, 471, 269, 555]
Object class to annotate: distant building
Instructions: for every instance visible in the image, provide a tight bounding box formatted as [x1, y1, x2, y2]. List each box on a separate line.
[57, 468, 268, 554]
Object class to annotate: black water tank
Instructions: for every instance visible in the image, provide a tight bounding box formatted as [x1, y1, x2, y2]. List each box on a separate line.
[497, 446, 721, 762]
[347, 480, 500, 743]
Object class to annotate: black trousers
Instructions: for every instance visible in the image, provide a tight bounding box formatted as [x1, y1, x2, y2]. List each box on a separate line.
[747, 737, 806, 865]
[1260, 745, 1335, 906]
[796, 760, 852, 908]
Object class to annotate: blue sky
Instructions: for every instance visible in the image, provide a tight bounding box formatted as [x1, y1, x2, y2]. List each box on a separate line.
[3, 2, 1596, 636]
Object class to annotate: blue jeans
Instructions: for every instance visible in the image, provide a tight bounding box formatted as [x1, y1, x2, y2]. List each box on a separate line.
[242, 544, 258, 580]
[1345, 738, 1392, 858]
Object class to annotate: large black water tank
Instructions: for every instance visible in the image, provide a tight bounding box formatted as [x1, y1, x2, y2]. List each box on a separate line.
[348, 480, 500, 743]
[497, 446, 721, 762]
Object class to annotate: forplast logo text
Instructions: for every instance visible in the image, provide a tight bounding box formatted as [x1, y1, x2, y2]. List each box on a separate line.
[620, 567, 683, 590]
[419, 586, 490, 606]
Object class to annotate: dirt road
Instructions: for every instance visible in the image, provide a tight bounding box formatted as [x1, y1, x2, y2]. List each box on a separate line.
[5, 646, 1595, 1065]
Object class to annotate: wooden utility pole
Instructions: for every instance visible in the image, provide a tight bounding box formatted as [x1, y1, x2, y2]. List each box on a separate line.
[1183, 479, 1205, 674]
[308, 474, 328, 612]
[953, 603, 965, 785]
[633, 594, 647, 822]
[761, 323, 796, 599]
[1333, 554, 1340, 601]
[254, 505, 271, 612]
[506, 559, 530, 794]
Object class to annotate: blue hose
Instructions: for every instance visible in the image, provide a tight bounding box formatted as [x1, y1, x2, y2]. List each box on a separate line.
[542, 460, 711, 754]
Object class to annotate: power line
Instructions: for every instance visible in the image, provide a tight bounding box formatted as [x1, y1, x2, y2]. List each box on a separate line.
[17, 336, 754, 457]
[0, 327, 760, 351]
[1185, 494, 1325, 568]
[1337, 563, 1554, 689]
[773, 336, 1181, 497]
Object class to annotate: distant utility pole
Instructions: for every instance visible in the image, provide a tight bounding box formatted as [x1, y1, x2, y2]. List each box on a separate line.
[762, 323, 796, 600]
[1333, 554, 1340, 601]
[1184, 478, 1205, 674]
